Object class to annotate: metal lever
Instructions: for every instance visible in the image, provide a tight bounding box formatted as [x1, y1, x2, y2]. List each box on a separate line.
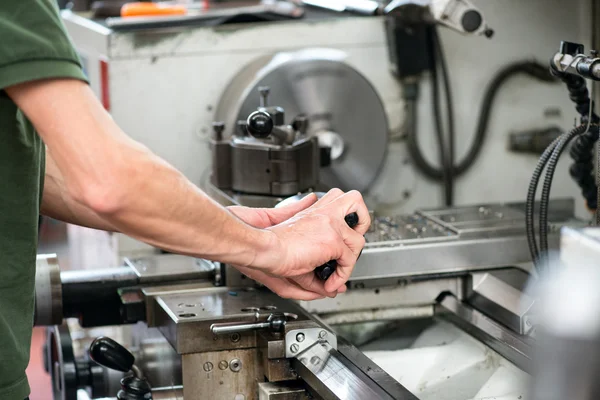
[315, 212, 360, 281]
[211, 312, 288, 335]
[89, 337, 151, 400]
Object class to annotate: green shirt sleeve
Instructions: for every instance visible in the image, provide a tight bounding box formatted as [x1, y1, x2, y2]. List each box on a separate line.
[0, 0, 88, 91]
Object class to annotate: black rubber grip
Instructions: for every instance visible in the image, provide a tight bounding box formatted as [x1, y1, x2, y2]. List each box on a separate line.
[315, 212, 360, 281]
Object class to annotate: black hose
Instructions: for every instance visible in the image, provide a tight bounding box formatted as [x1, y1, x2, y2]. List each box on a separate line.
[433, 28, 455, 205]
[408, 61, 555, 181]
[550, 67, 600, 211]
[426, 27, 452, 206]
[539, 124, 599, 264]
[525, 135, 562, 263]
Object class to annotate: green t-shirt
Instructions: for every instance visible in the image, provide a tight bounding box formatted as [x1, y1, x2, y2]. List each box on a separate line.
[0, 1, 87, 398]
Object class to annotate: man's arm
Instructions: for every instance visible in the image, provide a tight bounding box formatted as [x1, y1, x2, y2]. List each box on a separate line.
[7, 78, 370, 296]
[9, 78, 268, 267]
[42, 150, 116, 231]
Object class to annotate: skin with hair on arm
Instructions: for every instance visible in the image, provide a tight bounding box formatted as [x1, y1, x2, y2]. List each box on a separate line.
[7, 78, 370, 300]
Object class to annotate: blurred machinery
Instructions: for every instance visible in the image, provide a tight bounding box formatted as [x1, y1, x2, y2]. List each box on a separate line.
[36, 0, 600, 399]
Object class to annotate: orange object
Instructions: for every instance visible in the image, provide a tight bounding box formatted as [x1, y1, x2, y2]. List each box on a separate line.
[121, 2, 188, 17]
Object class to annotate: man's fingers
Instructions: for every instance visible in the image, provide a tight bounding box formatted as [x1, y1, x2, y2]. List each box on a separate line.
[312, 188, 345, 208]
[292, 273, 338, 298]
[323, 244, 357, 293]
[342, 227, 366, 258]
[269, 193, 318, 225]
[327, 190, 371, 235]
[239, 266, 325, 301]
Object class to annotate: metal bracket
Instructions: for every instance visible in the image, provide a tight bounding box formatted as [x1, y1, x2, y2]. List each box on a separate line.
[285, 328, 337, 358]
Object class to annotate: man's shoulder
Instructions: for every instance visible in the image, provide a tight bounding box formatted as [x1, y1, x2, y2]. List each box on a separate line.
[0, 0, 88, 91]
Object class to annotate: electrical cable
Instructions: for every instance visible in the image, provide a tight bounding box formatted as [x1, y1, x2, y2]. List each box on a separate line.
[426, 27, 452, 206]
[525, 135, 563, 263]
[433, 28, 455, 205]
[538, 124, 599, 268]
[407, 61, 555, 182]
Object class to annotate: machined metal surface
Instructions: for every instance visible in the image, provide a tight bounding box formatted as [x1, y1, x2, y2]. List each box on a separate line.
[292, 342, 418, 400]
[151, 386, 184, 400]
[34, 254, 63, 326]
[436, 295, 533, 373]
[154, 288, 310, 354]
[467, 269, 536, 335]
[182, 349, 261, 400]
[258, 381, 309, 400]
[125, 255, 214, 284]
[215, 48, 389, 193]
[300, 278, 464, 315]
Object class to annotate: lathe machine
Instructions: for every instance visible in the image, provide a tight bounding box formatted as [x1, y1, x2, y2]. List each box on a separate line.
[36, 91, 589, 399]
[35, 0, 600, 399]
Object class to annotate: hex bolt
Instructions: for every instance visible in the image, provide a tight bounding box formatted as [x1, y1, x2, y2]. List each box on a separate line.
[258, 86, 270, 108]
[218, 360, 228, 370]
[212, 122, 225, 141]
[203, 362, 214, 372]
[230, 358, 242, 372]
[290, 344, 300, 354]
[296, 333, 305, 343]
[318, 330, 328, 339]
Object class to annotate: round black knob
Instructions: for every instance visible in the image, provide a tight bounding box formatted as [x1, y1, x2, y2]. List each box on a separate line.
[247, 111, 274, 139]
[89, 337, 134, 373]
[461, 10, 482, 33]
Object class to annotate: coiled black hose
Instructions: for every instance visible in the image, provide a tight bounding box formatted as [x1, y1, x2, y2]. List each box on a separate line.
[550, 66, 600, 210]
[539, 125, 600, 266]
[408, 61, 555, 182]
[525, 135, 563, 263]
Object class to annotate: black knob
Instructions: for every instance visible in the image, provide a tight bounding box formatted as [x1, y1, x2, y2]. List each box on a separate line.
[89, 337, 134, 373]
[461, 10, 482, 33]
[315, 212, 361, 281]
[267, 312, 287, 333]
[247, 110, 274, 139]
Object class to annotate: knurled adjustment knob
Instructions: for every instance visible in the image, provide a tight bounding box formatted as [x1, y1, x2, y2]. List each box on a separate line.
[247, 110, 274, 139]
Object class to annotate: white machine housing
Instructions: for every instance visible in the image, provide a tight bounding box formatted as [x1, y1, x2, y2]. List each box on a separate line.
[61, 0, 592, 267]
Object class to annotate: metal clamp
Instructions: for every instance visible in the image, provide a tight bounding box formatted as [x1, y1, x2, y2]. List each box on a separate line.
[285, 327, 337, 358]
[210, 312, 296, 335]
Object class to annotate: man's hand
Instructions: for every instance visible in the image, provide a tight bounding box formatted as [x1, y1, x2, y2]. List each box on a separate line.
[232, 189, 370, 298]
[229, 193, 341, 300]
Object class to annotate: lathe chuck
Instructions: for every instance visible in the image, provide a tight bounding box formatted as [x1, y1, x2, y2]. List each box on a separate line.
[216, 48, 389, 193]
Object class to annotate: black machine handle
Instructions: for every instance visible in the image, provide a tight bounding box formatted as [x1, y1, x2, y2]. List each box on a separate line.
[89, 336, 135, 373]
[315, 212, 360, 281]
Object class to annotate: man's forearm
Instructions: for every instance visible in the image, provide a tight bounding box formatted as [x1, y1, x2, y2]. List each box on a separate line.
[9, 79, 271, 267]
[42, 150, 117, 231]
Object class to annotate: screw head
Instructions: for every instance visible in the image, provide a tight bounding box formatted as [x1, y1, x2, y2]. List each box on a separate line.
[230, 358, 242, 372]
[318, 330, 328, 339]
[230, 333, 241, 343]
[218, 360, 228, 370]
[203, 362, 214, 372]
[290, 343, 300, 354]
[296, 333, 305, 343]
[310, 356, 321, 366]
